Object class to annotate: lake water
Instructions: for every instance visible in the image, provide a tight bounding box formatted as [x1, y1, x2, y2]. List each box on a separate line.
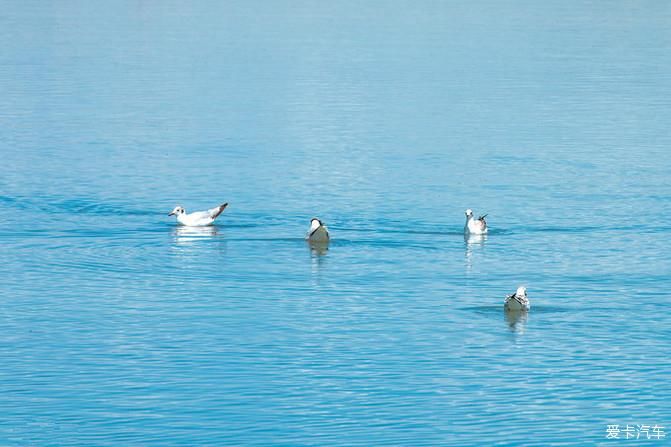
[1, 1, 670, 445]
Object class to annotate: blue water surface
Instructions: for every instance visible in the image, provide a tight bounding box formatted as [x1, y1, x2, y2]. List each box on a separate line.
[1, 1, 670, 446]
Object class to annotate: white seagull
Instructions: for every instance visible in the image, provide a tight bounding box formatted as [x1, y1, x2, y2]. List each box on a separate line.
[504, 286, 530, 312]
[306, 218, 330, 243]
[168, 203, 228, 227]
[464, 209, 488, 235]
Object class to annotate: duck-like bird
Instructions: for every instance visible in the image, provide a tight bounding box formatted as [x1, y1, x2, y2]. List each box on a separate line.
[168, 203, 228, 227]
[464, 209, 488, 235]
[306, 218, 330, 242]
[504, 286, 530, 312]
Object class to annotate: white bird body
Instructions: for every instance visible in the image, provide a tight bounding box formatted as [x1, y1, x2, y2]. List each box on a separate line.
[504, 286, 530, 311]
[464, 209, 488, 235]
[168, 203, 228, 227]
[306, 218, 330, 242]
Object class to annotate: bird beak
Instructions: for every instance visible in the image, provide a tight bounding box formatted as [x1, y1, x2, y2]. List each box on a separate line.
[168, 211, 175, 216]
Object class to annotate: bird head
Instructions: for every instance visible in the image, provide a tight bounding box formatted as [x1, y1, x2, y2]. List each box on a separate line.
[168, 206, 185, 217]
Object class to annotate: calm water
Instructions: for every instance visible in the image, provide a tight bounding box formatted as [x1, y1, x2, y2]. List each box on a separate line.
[2, 1, 671, 445]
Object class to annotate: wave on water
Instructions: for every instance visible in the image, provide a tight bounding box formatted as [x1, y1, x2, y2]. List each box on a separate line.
[511, 224, 670, 234]
[3, 194, 668, 237]
[0, 194, 156, 216]
[461, 305, 573, 314]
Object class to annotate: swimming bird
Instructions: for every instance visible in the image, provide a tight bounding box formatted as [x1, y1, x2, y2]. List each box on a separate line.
[168, 203, 228, 227]
[504, 286, 530, 312]
[306, 218, 330, 242]
[464, 209, 488, 235]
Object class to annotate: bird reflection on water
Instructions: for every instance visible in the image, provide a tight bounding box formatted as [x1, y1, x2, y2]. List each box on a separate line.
[504, 309, 528, 334]
[173, 225, 219, 245]
[308, 240, 329, 257]
[464, 233, 487, 272]
[465, 232, 487, 244]
[307, 240, 329, 282]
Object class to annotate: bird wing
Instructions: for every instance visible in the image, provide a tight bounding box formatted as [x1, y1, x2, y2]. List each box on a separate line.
[309, 225, 321, 237]
[208, 203, 228, 219]
[307, 225, 329, 241]
[176, 211, 210, 226]
[477, 215, 487, 230]
[188, 210, 208, 219]
[505, 292, 521, 305]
